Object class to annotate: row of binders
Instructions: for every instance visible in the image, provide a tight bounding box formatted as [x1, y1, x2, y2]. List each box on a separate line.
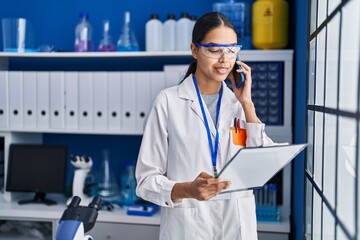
[0, 65, 188, 134]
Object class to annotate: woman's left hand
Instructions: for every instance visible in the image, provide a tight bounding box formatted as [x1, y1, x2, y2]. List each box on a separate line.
[229, 61, 253, 104]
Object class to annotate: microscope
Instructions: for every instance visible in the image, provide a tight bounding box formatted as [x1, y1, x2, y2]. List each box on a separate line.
[67, 155, 94, 206]
[56, 196, 101, 240]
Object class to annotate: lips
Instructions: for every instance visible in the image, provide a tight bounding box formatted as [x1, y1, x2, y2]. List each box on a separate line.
[214, 67, 229, 75]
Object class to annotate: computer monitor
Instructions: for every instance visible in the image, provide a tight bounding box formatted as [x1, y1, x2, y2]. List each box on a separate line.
[6, 144, 67, 205]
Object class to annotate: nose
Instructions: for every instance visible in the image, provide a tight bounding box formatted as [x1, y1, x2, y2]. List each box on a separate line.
[219, 52, 229, 63]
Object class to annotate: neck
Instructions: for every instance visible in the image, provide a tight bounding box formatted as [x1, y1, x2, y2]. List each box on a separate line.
[194, 74, 222, 95]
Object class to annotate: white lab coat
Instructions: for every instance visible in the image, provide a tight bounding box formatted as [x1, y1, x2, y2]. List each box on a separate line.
[136, 75, 273, 240]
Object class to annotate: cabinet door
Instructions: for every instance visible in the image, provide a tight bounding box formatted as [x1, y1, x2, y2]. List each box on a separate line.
[88, 222, 160, 240]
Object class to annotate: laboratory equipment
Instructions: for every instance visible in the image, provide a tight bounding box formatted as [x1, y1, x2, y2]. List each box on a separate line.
[117, 11, 139, 51]
[252, 0, 289, 49]
[176, 13, 192, 51]
[98, 20, 115, 52]
[146, 13, 163, 51]
[255, 183, 280, 221]
[56, 196, 101, 240]
[67, 154, 94, 206]
[74, 13, 93, 52]
[97, 149, 120, 198]
[1, 18, 36, 52]
[213, 0, 252, 49]
[163, 14, 176, 51]
[120, 161, 137, 205]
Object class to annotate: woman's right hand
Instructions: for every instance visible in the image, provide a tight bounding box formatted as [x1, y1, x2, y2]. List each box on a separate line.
[188, 172, 230, 201]
[171, 172, 231, 201]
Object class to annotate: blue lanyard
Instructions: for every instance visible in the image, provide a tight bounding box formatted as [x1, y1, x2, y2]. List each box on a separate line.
[192, 75, 223, 177]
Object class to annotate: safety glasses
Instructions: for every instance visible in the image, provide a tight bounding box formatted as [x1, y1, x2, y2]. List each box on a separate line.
[194, 42, 242, 59]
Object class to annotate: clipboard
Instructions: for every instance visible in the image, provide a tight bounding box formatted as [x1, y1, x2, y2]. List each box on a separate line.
[217, 143, 308, 193]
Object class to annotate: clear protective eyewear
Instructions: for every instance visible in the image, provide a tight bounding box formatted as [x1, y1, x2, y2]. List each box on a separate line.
[195, 42, 242, 59]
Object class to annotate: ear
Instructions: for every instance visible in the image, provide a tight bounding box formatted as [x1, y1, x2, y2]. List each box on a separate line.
[190, 43, 198, 59]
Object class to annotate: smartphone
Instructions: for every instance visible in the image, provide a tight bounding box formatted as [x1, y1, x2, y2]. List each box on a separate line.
[233, 55, 245, 88]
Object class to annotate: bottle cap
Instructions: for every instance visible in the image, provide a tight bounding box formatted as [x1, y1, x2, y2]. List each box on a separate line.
[167, 14, 176, 20]
[126, 161, 135, 167]
[79, 12, 89, 19]
[150, 13, 159, 20]
[180, 12, 190, 18]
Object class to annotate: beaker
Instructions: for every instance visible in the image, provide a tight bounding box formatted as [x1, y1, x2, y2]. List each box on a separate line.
[1, 18, 36, 52]
[97, 149, 120, 198]
[117, 11, 139, 51]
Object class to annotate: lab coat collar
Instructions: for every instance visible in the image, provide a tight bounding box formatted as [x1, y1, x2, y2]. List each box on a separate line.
[178, 75, 238, 136]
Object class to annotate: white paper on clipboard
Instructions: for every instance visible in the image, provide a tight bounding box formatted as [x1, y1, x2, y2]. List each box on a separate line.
[217, 143, 308, 193]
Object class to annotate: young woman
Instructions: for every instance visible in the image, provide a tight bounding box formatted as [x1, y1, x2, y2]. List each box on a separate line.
[136, 12, 273, 240]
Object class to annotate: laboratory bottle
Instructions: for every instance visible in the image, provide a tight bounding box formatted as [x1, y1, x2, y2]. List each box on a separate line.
[84, 168, 98, 197]
[252, 0, 288, 49]
[97, 149, 120, 198]
[190, 15, 197, 32]
[268, 183, 277, 208]
[146, 13, 163, 51]
[121, 161, 138, 205]
[163, 14, 176, 51]
[74, 12, 93, 52]
[213, 0, 252, 49]
[176, 13, 192, 51]
[117, 11, 139, 51]
[98, 20, 115, 52]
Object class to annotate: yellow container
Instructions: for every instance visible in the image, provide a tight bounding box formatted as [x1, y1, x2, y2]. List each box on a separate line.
[252, 0, 289, 49]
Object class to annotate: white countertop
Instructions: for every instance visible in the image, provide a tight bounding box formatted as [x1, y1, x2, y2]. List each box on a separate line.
[0, 194, 290, 232]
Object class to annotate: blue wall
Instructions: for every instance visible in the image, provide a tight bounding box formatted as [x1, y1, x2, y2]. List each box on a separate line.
[0, 0, 214, 51]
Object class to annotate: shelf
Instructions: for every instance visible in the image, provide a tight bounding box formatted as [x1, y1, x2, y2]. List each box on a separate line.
[0, 51, 191, 58]
[0, 49, 293, 72]
[0, 195, 290, 233]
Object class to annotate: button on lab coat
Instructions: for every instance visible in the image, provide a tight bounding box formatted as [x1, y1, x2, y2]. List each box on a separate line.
[136, 75, 274, 240]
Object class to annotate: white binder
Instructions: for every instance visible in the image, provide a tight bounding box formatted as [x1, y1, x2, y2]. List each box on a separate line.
[121, 72, 136, 133]
[0, 71, 9, 128]
[163, 64, 188, 88]
[107, 72, 121, 130]
[150, 71, 166, 105]
[135, 72, 151, 133]
[37, 71, 50, 129]
[22, 71, 37, 129]
[64, 72, 79, 130]
[218, 144, 308, 193]
[92, 72, 108, 130]
[78, 72, 93, 130]
[8, 71, 23, 128]
[50, 71, 65, 129]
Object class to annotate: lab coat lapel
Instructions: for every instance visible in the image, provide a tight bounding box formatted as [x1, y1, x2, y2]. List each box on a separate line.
[178, 75, 217, 136]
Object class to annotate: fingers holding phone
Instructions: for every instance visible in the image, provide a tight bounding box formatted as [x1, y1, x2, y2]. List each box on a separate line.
[233, 55, 245, 88]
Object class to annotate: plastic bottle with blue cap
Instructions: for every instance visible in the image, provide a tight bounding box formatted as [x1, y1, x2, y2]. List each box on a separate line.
[74, 13, 93, 52]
